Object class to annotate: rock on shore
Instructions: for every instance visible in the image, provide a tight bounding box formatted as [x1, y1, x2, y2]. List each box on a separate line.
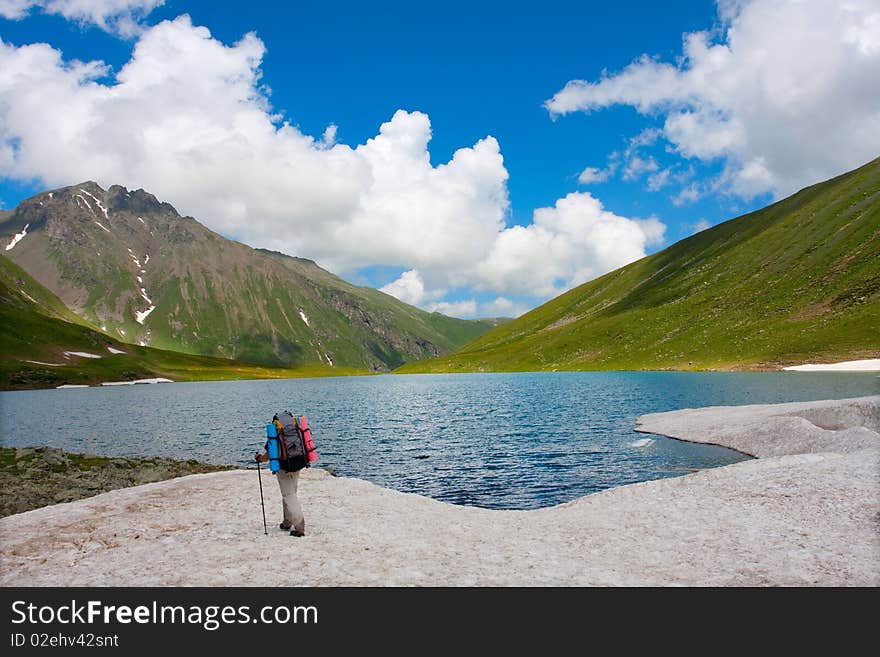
[1, 397, 877, 586]
[0, 447, 232, 517]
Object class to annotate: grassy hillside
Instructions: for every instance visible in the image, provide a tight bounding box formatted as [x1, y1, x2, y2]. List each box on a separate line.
[400, 158, 880, 373]
[0, 183, 497, 371]
[0, 254, 365, 389]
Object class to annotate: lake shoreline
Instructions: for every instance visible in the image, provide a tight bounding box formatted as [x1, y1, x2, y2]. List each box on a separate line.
[1, 395, 877, 586]
[0, 446, 235, 517]
[3, 356, 877, 391]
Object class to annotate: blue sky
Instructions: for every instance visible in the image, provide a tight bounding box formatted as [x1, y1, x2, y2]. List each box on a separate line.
[1, 0, 877, 316]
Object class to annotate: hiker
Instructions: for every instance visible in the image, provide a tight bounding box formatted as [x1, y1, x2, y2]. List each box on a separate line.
[255, 412, 307, 537]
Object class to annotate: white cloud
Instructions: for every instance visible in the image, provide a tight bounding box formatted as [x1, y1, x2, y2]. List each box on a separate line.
[0, 0, 31, 19]
[473, 192, 665, 299]
[379, 269, 428, 306]
[577, 166, 608, 185]
[646, 168, 671, 191]
[426, 299, 477, 317]
[0, 0, 164, 36]
[478, 297, 530, 319]
[0, 16, 509, 278]
[545, 0, 880, 199]
[672, 183, 701, 206]
[689, 218, 711, 234]
[622, 155, 658, 181]
[378, 191, 665, 312]
[0, 14, 665, 319]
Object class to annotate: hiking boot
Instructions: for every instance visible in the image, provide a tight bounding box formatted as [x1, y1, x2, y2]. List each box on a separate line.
[290, 519, 305, 537]
[289, 529, 305, 537]
[279, 522, 291, 530]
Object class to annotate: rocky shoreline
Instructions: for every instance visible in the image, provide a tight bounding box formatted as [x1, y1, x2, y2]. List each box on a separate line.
[0, 446, 233, 517]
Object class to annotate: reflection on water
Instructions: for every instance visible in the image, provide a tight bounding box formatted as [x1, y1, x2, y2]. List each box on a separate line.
[2, 371, 877, 509]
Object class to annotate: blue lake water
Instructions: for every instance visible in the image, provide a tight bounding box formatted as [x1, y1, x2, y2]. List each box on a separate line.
[1, 372, 877, 509]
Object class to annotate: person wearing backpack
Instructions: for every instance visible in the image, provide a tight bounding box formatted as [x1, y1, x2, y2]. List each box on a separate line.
[255, 411, 308, 537]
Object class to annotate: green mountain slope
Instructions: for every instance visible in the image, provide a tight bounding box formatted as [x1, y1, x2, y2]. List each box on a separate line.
[0, 183, 496, 371]
[400, 157, 880, 373]
[0, 254, 362, 389]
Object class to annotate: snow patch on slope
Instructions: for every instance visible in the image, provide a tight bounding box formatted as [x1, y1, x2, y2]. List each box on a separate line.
[64, 351, 102, 359]
[79, 189, 108, 218]
[135, 306, 156, 324]
[783, 359, 880, 372]
[19, 289, 37, 304]
[74, 194, 92, 212]
[5, 224, 29, 251]
[298, 310, 310, 326]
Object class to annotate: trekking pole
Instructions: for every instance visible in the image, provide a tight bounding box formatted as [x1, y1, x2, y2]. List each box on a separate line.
[256, 456, 268, 535]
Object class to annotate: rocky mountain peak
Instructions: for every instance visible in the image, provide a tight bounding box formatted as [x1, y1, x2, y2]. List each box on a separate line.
[106, 185, 179, 217]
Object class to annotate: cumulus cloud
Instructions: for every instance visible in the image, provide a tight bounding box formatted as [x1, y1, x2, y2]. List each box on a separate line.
[473, 192, 665, 298]
[0, 14, 664, 318]
[364, 190, 666, 312]
[380, 269, 428, 306]
[0, 0, 163, 36]
[546, 0, 880, 199]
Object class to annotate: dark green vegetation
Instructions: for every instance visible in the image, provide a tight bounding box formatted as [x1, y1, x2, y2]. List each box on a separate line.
[0, 182, 499, 371]
[0, 253, 365, 389]
[400, 158, 880, 373]
[0, 446, 233, 516]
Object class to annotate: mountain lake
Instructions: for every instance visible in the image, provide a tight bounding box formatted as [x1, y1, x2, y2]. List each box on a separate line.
[2, 371, 878, 509]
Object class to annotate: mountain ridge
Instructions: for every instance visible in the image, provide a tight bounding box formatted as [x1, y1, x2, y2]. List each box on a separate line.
[1, 181, 504, 371]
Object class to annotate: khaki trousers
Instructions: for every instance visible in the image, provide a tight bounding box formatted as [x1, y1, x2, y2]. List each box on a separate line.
[276, 470, 304, 532]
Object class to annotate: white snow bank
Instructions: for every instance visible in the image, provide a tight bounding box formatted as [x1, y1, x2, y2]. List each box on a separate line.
[636, 396, 879, 458]
[783, 359, 880, 372]
[5, 223, 29, 251]
[64, 351, 102, 359]
[24, 360, 64, 367]
[93, 221, 111, 233]
[298, 310, 310, 326]
[1, 396, 877, 586]
[107, 347, 126, 354]
[135, 305, 156, 324]
[100, 378, 173, 386]
[324, 353, 333, 366]
[56, 384, 89, 389]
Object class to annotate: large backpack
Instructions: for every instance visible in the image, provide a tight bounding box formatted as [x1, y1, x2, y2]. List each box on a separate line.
[274, 410, 308, 472]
